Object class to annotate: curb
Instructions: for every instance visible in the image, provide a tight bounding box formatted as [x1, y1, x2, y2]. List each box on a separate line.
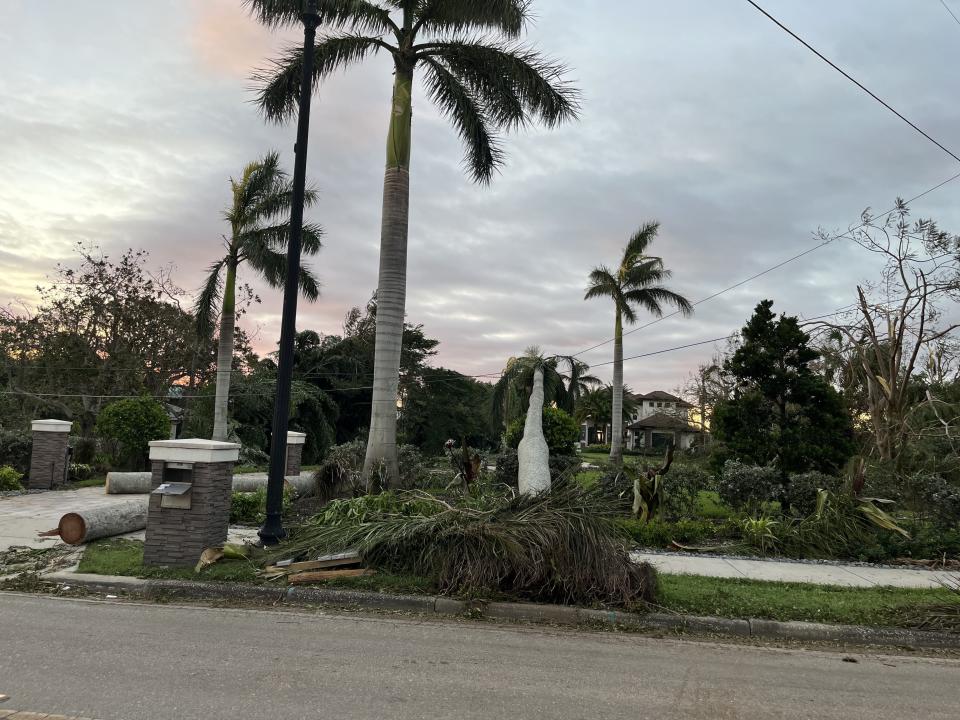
[43, 570, 960, 650]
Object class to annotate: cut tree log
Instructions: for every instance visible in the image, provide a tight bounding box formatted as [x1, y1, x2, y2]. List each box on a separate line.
[287, 568, 374, 585]
[105, 471, 317, 496]
[42, 496, 149, 545]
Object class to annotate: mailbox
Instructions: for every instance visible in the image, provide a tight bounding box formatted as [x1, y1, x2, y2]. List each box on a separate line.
[143, 439, 240, 567]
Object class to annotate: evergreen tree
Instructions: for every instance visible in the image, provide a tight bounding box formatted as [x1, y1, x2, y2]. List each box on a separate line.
[713, 300, 854, 480]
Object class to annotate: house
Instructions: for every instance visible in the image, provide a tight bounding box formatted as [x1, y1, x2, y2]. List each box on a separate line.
[580, 390, 705, 451]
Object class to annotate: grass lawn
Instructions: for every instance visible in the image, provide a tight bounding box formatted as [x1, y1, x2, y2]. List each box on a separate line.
[77, 540, 955, 631]
[657, 574, 951, 627]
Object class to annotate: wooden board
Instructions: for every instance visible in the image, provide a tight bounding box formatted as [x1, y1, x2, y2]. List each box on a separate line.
[287, 568, 374, 585]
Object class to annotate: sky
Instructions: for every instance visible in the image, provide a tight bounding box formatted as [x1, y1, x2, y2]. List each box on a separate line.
[1, 0, 959, 396]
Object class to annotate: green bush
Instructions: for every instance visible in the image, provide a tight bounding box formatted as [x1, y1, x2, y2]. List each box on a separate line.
[229, 486, 293, 525]
[317, 440, 425, 497]
[618, 518, 727, 548]
[504, 407, 579, 455]
[0, 465, 25, 491]
[0, 429, 32, 473]
[718, 460, 782, 513]
[95, 398, 169, 470]
[661, 465, 711, 520]
[920, 475, 960, 530]
[784, 470, 843, 516]
[68, 463, 94, 482]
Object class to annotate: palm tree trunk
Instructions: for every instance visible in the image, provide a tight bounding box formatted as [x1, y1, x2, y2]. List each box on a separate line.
[212, 261, 237, 442]
[610, 309, 624, 466]
[364, 67, 413, 489]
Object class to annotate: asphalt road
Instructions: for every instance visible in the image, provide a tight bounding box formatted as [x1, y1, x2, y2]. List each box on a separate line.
[2, 593, 958, 720]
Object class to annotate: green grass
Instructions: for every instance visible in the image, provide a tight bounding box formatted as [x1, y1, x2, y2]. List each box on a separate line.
[697, 491, 731, 519]
[78, 540, 955, 631]
[658, 573, 952, 627]
[79, 539, 260, 582]
[70, 475, 107, 489]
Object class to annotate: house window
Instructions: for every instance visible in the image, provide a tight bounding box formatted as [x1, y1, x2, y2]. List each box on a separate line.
[657, 402, 663, 408]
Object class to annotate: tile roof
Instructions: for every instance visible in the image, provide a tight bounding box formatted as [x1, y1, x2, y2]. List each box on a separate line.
[627, 412, 700, 432]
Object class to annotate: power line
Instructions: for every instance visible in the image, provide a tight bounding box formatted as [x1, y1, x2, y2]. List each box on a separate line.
[745, 0, 960, 164]
[939, 0, 960, 28]
[566, 170, 960, 359]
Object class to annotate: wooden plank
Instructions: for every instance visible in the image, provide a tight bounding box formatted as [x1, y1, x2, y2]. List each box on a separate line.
[266, 551, 361, 574]
[287, 568, 374, 585]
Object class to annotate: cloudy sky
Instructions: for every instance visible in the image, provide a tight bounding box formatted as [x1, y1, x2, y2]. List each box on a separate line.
[1, 0, 959, 395]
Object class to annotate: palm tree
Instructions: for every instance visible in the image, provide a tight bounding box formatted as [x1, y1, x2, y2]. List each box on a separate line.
[194, 152, 322, 442]
[557, 356, 600, 407]
[491, 348, 569, 430]
[247, 0, 579, 485]
[585, 222, 693, 466]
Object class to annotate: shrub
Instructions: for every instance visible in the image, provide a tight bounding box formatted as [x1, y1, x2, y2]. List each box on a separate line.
[0, 465, 24, 491]
[661, 465, 711, 520]
[718, 460, 782, 513]
[619, 518, 722, 547]
[0, 429, 32, 474]
[273, 481, 657, 607]
[584, 444, 611, 453]
[784, 471, 843, 516]
[921, 475, 960, 529]
[492, 448, 580, 487]
[238, 445, 270, 468]
[68, 463, 94, 482]
[72, 437, 98, 465]
[317, 440, 425, 498]
[504, 407, 580, 455]
[229, 486, 293, 525]
[95, 398, 169, 470]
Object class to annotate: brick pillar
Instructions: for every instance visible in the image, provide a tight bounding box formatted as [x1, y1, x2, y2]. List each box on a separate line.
[144, 439, 239, 567]
[28, 419, 72, 490]
[285, 431, 306, 476]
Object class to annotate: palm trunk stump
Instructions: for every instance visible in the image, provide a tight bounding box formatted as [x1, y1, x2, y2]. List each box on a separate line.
[144, 439, 239, 567]
[28, 419, 72, 490]
[518, 368, 551, 496]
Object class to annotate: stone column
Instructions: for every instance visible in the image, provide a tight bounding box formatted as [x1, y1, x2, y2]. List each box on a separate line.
[285, 431, 306, 476]
[144, 439, 240, 567]
[28, 419, 72, 490]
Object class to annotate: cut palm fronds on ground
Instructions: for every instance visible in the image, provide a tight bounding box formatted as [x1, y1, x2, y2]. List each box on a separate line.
[903, 578, 960, 634]
[266, 481, 656, 607]
[194, 544, 250, 573]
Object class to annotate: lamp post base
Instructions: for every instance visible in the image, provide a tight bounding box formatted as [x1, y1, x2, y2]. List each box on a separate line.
[257, 512, 288, 546]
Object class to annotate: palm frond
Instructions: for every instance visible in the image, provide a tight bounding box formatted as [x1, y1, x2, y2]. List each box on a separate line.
[584, 266, 619, 301]
[418, 40, 580, 129]
[253, 34, 388, 123]
[243, 0, 399, 35]
[193, 258, 227, 339]
[265, 481, 657, 607]
[298, 264, 322, 302]
[414, 0, 530, 38]
[624, 286, 694, 318]
[238, 221, 324, 256]
[622, 221, 661, 266]
[420, 56, 502, 183]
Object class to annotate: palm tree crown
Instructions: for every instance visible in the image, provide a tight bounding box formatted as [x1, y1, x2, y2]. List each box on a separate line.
[585, 221, 693, 465]
[247, 0, 579, 182]
[194, 151, 323, 441]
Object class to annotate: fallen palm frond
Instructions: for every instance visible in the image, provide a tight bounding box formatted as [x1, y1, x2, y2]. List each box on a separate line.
[902, 577, 960, 634]
[267, 481, 656, 607]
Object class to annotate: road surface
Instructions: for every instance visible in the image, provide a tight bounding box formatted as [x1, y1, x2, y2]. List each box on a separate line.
[1, 592, 957, 719]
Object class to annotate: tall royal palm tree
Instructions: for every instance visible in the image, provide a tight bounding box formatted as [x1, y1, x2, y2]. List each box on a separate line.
[585, 222, 693, 466]
[247, 0, 579, 485]
[194, 152, 322, 442]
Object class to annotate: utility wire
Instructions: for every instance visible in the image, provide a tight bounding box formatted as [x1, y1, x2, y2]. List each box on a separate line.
[565, 170, 960, 359]
[745, 0, 960, 164]
[939, 0, 960, 28]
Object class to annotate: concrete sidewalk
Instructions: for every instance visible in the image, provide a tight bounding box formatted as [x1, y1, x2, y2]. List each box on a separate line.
[0, 487, 257, 551]
[632, 550, 960, 589]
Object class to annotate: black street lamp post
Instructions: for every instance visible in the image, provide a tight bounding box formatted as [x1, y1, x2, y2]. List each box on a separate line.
[259, 0, 320, 546]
